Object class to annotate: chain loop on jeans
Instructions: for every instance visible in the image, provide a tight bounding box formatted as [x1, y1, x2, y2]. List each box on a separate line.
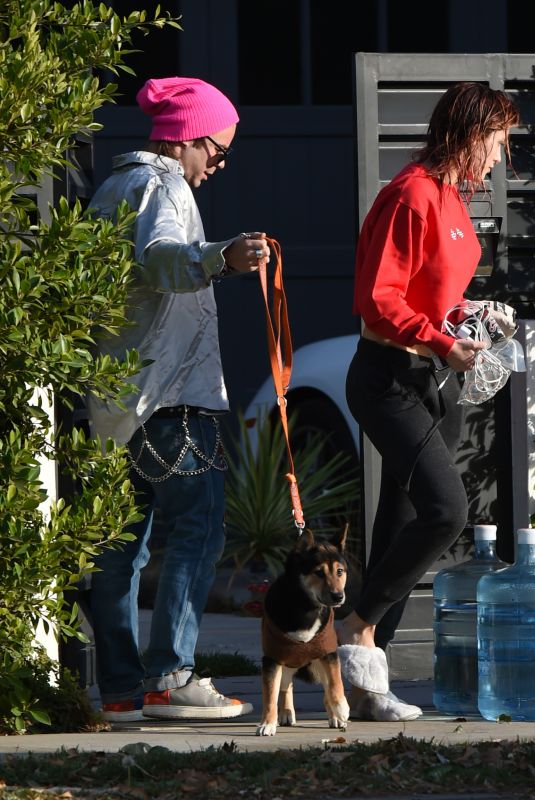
[127, 406, 228, 483]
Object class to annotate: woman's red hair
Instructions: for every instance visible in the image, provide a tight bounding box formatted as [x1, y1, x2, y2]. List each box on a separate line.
[414, 82, 520, 195]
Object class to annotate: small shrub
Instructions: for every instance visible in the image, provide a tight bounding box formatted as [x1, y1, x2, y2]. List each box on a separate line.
[224, 412, 360, 583]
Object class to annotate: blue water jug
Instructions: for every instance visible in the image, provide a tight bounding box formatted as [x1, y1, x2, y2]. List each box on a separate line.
[478, 528, 535, 721]
[433, 524, 506, 715]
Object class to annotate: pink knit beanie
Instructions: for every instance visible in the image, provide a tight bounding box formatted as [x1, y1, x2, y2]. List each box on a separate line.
[136, 76, 239, 141]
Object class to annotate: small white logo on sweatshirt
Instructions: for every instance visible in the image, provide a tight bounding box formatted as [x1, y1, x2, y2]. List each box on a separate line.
[450, 227, 464, 240]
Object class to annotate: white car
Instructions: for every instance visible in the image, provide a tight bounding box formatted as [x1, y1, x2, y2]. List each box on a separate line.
[243, 334, 360, 469]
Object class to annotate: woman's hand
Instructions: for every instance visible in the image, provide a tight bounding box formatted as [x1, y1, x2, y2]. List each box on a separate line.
[445, 338, 488, 372]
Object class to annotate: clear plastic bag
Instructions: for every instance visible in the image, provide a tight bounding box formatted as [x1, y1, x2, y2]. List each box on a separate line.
[443, 301, 526, 406]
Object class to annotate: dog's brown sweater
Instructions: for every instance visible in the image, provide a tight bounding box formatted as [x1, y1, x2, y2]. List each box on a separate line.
[262, 609, 338, 668]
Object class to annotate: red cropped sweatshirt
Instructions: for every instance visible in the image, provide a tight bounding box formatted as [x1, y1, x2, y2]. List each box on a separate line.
[353, 163, 481, 358]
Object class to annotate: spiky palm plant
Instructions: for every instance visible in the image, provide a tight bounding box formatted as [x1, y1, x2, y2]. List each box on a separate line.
[223, 412, 360, 585]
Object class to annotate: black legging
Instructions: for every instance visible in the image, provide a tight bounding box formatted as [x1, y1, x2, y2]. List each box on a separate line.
[346, 337, 468, 632]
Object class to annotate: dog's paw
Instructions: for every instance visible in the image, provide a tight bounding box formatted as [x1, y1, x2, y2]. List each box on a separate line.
[278, 709, 296, 727]
[329, 717, 347, 729]
[328, 697, 350, 729]
[256, 721, 277, 736]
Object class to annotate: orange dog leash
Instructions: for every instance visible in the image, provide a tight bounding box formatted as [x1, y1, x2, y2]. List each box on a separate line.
[257, 237, 305, 531]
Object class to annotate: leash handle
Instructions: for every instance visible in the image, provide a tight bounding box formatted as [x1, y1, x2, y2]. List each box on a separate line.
[258, 237, 305, 530]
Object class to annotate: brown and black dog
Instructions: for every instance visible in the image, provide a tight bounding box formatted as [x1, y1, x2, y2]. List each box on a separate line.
[256, 527, 350, 736]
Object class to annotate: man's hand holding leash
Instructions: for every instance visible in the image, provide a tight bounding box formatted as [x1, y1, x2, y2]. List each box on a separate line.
[223, 231, 270, 272]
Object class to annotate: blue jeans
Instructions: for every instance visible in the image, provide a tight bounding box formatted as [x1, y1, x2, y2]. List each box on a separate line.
[90, 410, 226, 703]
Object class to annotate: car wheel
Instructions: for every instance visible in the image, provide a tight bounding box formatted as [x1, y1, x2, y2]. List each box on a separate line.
[287, 395, 359, 473]
[284, 394, 363, 589]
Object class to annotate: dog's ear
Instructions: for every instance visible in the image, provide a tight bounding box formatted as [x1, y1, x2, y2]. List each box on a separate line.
[294, 528, 315, 551]
[331, 523, 348, 553]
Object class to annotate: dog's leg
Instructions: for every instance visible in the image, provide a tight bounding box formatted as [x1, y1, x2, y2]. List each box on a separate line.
[315, 652, 350, 729]
[278, 666, 297, 726]
[257, 657, 283, 736]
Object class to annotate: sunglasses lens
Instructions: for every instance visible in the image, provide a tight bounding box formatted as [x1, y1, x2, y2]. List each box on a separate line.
[204, 137, 231, 163]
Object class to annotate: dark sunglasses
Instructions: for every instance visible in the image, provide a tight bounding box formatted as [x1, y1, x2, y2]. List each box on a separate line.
[205, 135, 233, 164]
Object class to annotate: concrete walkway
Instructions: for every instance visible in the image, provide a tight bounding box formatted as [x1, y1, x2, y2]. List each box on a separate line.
[3, 675, 535, 757]
[1, 613, 535, 756]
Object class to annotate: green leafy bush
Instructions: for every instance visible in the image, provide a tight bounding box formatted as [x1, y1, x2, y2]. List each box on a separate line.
[0, 0, 180, 733]
[0, 646, 106, 734]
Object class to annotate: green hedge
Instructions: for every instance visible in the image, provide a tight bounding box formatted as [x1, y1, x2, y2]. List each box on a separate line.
[0, 0, 180, 733]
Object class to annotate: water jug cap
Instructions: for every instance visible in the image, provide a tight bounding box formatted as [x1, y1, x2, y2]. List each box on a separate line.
[517, 528, 535, 544]
[474, 524, 497, 540]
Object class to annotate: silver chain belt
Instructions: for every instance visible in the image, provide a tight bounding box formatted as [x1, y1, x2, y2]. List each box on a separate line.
[127, 406, 228, 483]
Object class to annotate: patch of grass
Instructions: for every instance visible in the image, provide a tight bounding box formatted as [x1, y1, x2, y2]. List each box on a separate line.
[194, 650, 260, 677]
[2, 735, 535, 799]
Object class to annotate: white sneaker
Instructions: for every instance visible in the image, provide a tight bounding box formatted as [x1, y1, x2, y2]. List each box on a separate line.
[143, 675, 253, 720]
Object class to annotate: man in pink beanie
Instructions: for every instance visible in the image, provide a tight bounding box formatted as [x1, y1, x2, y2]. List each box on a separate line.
[87, 76, 269, 723]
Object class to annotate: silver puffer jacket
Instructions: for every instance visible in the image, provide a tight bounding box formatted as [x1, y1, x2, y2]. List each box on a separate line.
[86, 151, 236, 445]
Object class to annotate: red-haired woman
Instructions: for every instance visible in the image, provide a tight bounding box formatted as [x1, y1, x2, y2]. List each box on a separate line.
[338, 82, 520, 721]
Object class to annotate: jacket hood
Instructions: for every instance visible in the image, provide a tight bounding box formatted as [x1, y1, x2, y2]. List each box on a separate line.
[112, 151, 184, 176]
